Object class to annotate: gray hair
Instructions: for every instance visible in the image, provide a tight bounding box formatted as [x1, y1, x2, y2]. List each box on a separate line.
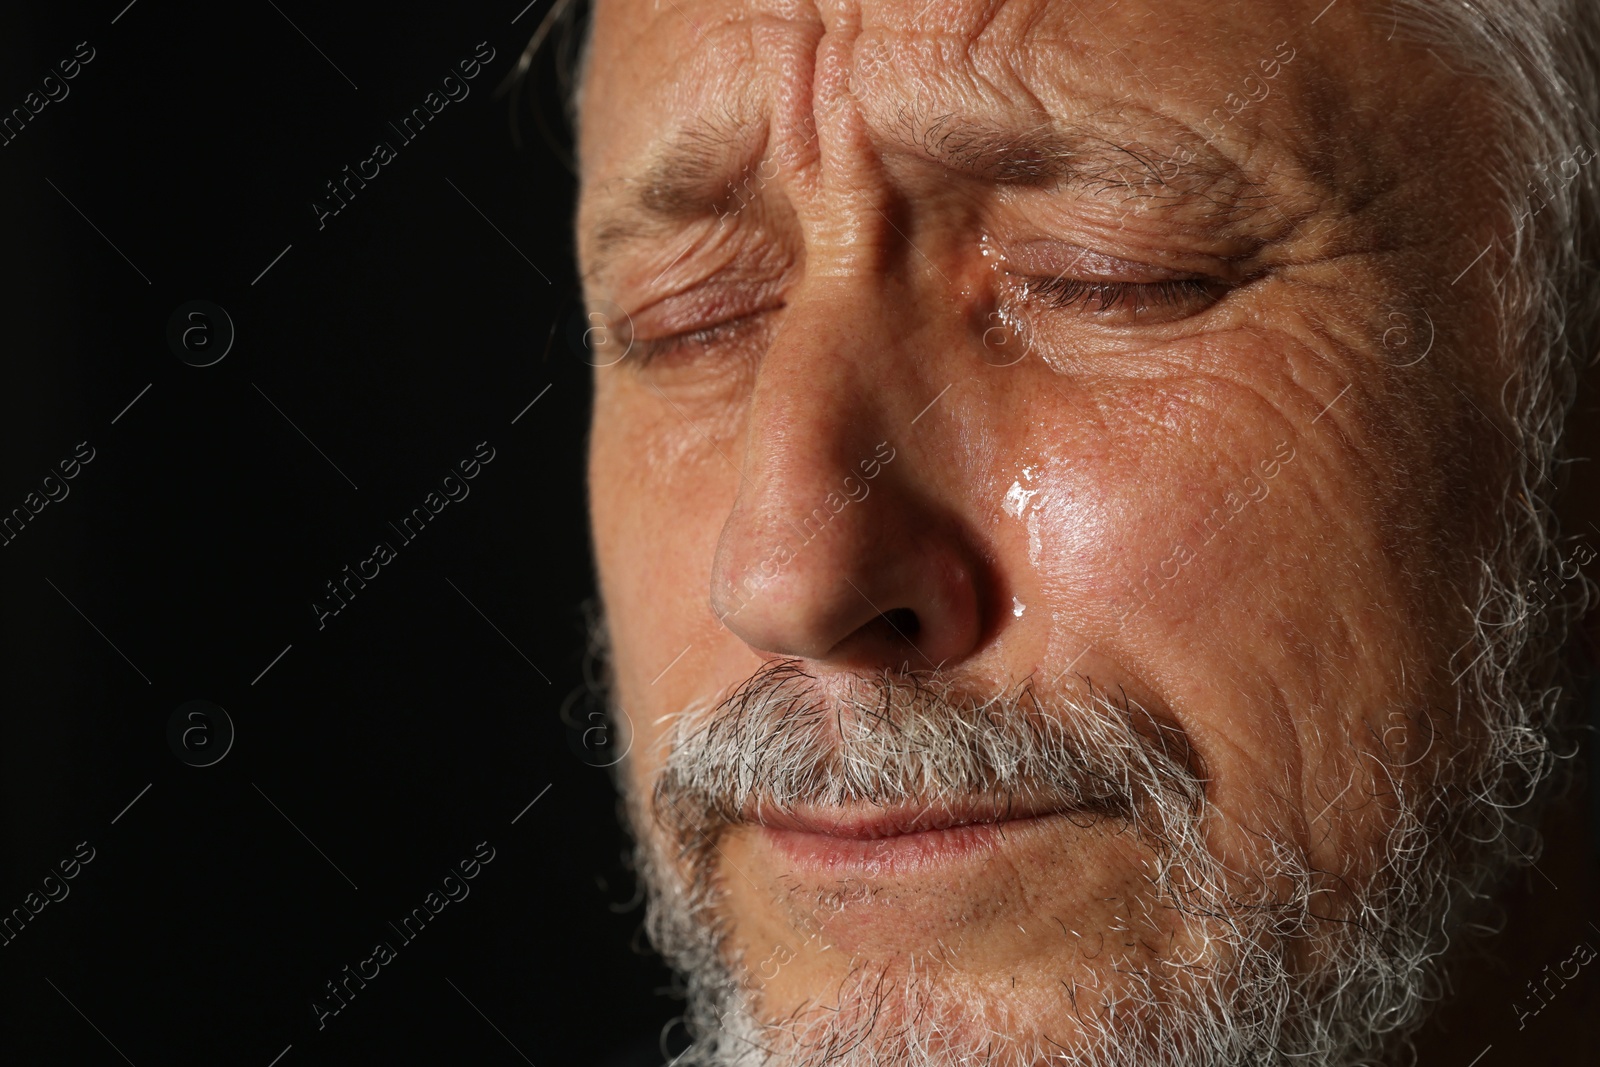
[1384, 0, 1600, 939]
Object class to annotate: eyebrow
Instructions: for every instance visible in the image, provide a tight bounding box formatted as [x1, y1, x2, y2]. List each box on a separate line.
[888, 110, 1163, 187]
[889, 108, 1257, 202]
[588, 113, 767, 262]
[644, 112, 767, 215]
[586, 110, 1239, 271]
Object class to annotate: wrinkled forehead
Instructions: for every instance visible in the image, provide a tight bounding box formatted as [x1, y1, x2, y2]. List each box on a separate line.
[575, 0, 1457, 211]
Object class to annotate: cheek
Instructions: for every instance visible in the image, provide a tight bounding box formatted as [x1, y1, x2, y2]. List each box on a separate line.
[1000, 361, 1436, 877]
[1011, 378, 1286, 630]
[589, 376, 745, 711]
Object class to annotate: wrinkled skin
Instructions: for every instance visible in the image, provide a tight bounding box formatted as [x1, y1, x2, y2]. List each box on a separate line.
[577, 0, 1526, 1054]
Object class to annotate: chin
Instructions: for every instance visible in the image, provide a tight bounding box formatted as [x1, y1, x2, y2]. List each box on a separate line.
[632, 803, 1438, 1067]
[658, 924, 1334, 1067]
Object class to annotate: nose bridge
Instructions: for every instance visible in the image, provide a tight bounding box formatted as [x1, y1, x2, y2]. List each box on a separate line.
[703, 31, 990, 667]
[710, 269, 984, 669]
[741, 275, 891, 496]
[714, 276, 898, 636]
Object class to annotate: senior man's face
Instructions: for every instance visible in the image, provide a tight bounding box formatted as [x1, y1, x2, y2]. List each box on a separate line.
[578, 1, 1526, 1063]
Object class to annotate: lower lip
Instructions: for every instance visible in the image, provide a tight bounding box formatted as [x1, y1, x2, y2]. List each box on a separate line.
[760, 814, 1063, 876]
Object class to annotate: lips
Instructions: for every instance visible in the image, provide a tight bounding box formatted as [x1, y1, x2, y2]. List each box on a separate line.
[750, 793, 1078, 839]
[743, 791, 1120, 875]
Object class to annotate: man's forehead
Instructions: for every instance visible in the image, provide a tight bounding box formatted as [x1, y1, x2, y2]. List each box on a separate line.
[582, 0, 1324, 139]
[583, 0, 1110, 163]
[578, 0, 1366, 202]
[576, 0, 1487, 292]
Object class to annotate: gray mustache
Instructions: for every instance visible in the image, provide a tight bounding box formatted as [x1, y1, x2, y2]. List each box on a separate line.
[651, 660, 1207, 848]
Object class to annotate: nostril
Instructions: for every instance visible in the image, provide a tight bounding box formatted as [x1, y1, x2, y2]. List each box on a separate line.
[879, 607, 921, 643]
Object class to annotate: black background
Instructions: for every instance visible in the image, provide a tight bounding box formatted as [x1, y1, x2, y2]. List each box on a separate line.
[0, 2, 677, 1065]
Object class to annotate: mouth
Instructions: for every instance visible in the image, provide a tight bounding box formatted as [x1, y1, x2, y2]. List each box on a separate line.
[745, 793, 1119, 875]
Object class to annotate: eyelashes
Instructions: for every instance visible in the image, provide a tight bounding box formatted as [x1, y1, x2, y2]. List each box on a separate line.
[626, 267, 1229, 367]
[633, 310, 770, 366]
[1019, 275, 1225, 320]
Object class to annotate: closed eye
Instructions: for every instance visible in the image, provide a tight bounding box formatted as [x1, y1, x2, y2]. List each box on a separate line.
[632, 307, 776, 367]
[1020, 275, 1225, 321]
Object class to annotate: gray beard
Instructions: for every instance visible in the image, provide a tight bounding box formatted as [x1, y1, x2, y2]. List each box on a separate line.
[616, 662, 1523, 1067]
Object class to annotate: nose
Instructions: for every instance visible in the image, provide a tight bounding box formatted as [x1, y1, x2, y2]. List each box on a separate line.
[709, 279, 986, 672]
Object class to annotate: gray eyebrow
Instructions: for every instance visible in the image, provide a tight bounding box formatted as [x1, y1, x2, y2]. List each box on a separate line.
[584, 108, 1246, 276]
[587, 112, 767, 266]
[890, 110, 1108, 186]
[885, 107, 1246, 197]
[639, 111, 767, 215]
